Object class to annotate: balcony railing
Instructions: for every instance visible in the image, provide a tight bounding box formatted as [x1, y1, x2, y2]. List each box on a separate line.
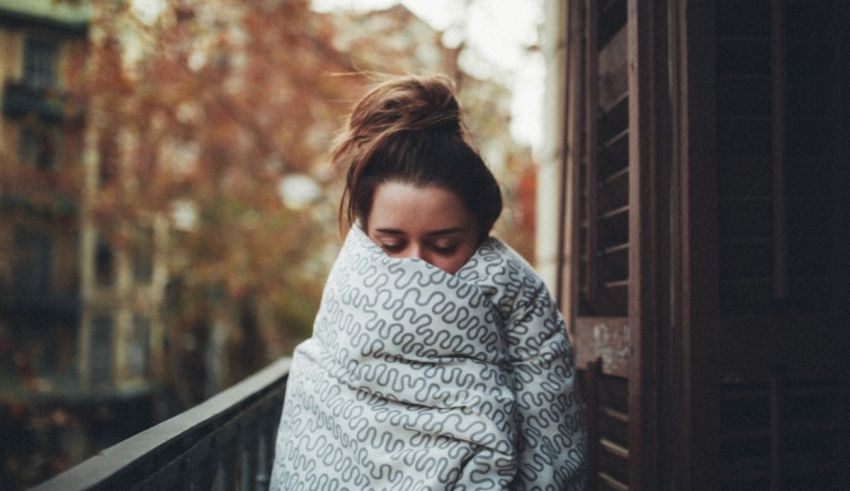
[33, 357, 291, 491]
[2, 80, 67, 123]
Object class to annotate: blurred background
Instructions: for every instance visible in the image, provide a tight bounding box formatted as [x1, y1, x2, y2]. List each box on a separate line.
[0, 0, 544, 487]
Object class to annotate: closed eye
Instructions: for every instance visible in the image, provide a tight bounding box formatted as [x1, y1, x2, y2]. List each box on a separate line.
[430, 243, 458, 255]
[379, 242, 406, 253]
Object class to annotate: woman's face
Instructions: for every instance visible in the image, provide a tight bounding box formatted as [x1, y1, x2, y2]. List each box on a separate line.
[366, 181, 479, 274]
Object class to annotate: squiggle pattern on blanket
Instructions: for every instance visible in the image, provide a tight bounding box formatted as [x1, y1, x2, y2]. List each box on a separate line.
[271, 227, 585, 490]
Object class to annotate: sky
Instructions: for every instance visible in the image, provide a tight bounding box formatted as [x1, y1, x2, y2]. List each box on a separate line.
[310, 0, 545, 150]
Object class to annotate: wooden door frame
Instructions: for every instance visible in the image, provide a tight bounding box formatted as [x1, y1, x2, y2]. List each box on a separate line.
[626, 1, 715, 488]
[678, 1, 721, 489]
[626, 0, 660, 488]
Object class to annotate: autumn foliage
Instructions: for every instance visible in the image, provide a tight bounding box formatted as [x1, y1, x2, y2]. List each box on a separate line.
[81, 0, 373, 386]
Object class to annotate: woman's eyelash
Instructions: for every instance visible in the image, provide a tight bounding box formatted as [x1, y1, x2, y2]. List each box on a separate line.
[431, 244, 458, 254]
[378, 241, 458, 255]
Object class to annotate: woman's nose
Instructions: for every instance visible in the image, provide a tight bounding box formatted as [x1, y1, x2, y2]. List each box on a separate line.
[406, 243, 430, 264]
[407, 243, 423, 259]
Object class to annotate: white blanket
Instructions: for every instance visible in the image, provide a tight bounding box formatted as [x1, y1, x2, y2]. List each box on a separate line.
[271, 227, 584, 490]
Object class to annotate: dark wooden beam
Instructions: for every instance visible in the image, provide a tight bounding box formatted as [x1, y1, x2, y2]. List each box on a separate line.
[626, 0, 660, 488]
[584, 0, 599, 305]
[680, 1, 721, 489]
[564, 0, 585, 323]
[771, 0, 789, 299]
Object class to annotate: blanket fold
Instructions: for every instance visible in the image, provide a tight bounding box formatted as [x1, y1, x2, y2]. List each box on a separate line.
[271, 227, 584, 491]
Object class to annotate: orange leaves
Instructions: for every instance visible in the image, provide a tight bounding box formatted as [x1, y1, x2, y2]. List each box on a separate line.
[79, 0, 355, 315]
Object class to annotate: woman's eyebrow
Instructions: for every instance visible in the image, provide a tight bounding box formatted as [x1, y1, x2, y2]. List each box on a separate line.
[374, 228, 405, 235]
[426, 227, 465, 237]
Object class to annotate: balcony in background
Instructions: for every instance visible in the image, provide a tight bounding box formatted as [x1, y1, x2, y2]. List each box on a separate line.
[2, 80, 68, 124]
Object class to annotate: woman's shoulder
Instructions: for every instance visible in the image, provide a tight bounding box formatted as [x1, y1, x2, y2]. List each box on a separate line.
[456, 237, 552, 319]
[458, 237, 541, 281]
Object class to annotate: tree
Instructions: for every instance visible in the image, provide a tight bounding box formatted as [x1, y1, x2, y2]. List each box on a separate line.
[84, 0, 364, 402]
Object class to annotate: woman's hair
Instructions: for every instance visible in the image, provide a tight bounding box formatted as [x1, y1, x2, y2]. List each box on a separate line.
[333, 75, 502, 241]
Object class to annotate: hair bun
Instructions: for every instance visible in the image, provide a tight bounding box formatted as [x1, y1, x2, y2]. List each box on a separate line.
[348, 75, 462, 140]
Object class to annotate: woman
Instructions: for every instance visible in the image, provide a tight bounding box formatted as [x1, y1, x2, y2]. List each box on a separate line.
[271, 75, 585, 490]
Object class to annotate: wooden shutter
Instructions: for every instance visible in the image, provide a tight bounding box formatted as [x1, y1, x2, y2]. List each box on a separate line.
[568, 1, 633, 489]
[714, 0, 846, 487]
[716, 0, 836, 315]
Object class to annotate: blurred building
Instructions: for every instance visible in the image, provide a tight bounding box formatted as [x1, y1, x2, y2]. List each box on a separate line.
[0, 0, 88, 398]
[0, 1, 164, 486]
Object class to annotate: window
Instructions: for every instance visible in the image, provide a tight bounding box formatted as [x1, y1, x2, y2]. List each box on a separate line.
[23, 38, 59, 88]
[133, 227, 155, 283]
[90, 315, 113, 387]
[19, 125, 59, 169]
[98, 132, 118, 187]
[95, 234, 115, 286]
[12, 229, 53, 300]
[128, 315, 151, 378]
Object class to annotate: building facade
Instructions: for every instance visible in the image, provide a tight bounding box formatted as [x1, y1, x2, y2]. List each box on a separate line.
[0, 0, 88, 398]
[0, 2, 167, 486]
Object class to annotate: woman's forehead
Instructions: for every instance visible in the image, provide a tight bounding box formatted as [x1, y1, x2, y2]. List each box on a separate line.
[368, 181, 474, 231]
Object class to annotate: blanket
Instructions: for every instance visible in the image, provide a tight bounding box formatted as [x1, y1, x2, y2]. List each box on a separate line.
[270, 227, 584, 490]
